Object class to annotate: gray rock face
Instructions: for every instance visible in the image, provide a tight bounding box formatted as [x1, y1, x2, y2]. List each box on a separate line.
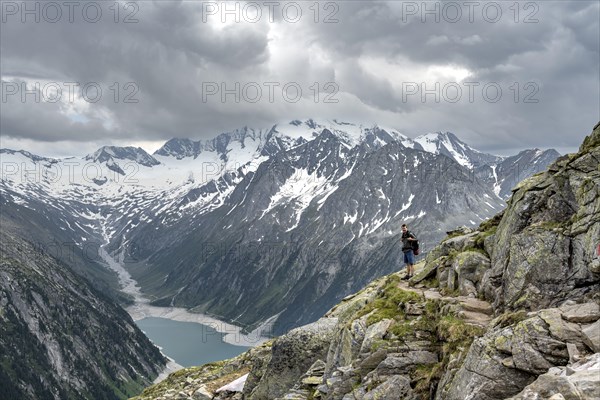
[475, 148, 562, 200]
[440, 305, 599, 400]
[506, 353, 600, 400]
[560, 303, 600, 323]
[375, 351, 438, 376]
[452, 251, 491, 297]
[247, 318, 338, 399]
[481, 124, 600, 312]
[360, 319, 394, 353]
[193, 386, 213, 400]
[413, 231, 492, 299]
[362, 375, 416, 400]
[582, 320, 600, 353]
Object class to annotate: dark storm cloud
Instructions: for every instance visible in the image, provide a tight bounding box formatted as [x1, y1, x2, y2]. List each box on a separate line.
[0, 0, 598, 155]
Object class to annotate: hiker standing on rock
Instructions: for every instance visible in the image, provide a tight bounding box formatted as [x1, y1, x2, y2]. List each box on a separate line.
[401, 224, 418, 280]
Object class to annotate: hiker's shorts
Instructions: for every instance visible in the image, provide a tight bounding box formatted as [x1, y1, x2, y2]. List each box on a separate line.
[404, 250, 415, 265]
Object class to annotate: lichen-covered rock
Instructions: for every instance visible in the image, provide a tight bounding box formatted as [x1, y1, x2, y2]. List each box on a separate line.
[248, 318, 338, 399]
[374, 351, 438, 376]
[415, 231, 481, 286]
[133, 341, 271, 400]
[277, 359, 328, 399]
[582, 320, 600, 352]
[452, 251, 491, 297]
[241, 344, 273, 397]
[439, 305, 597, 400]
[481, 123, 600, 312]
[359, 319, 393, 353]
[362, 375, 416, 400]
[192, 386, 212, 400]
[560, 303, 600, 323]
[506, 353, 600, 400]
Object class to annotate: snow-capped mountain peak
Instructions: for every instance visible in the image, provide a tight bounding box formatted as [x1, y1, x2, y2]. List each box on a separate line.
[85, 146, 160, 168]
[153, 138, 200, 159]
[414, 131, 502, 168]
[0, 148, 56, 163]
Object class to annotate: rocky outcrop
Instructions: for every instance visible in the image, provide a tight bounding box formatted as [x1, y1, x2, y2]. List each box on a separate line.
[414, 123, 600, 313]
[134, 272, 493, 400]
[481, 124, 600, 312]
[507, 353, 600, 400]
[132, 342, 272, 400]
[245, 318, 338, 399]
[412, 224, 495, 299]
[439, 303, 599, 400]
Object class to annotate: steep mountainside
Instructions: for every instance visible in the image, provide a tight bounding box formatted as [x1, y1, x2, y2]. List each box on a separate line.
[413, 131, 502, 168]
[0, 191, 127, 303]
[131, 122, 599, 400]
[0, 231, 167, 400]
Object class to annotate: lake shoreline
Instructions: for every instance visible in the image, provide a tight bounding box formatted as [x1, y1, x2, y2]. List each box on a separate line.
[128, 302, 269, 347]
[98, 244, 268, 383]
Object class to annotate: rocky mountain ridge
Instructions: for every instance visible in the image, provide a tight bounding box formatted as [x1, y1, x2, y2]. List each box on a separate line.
[130, 122, 600, 400]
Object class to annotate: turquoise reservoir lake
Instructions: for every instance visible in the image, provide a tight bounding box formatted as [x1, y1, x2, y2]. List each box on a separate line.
[136, 317, 250, 367]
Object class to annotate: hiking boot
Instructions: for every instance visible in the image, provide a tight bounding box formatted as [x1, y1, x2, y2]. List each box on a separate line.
[401, 274, 411, 280]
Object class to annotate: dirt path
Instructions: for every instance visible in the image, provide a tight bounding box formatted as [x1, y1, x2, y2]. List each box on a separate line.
[397, 278, 494, 328]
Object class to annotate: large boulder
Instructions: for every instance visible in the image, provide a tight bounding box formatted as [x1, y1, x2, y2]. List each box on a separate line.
[362, 375, 416, 400]
[247, 317, 338, 399]
[439, 305, 599, 400]
[452, 251, 491, 297]
[506, 353, 600, 400]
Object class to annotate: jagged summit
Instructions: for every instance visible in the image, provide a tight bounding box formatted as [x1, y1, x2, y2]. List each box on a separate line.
[85, 145, 160, 167]
[153, 119, 411, 161]
[413, 130, 502, 168]
[153, 138, 200, 159]
[151, 121, 527, 174]
[153, 127, 273, 162]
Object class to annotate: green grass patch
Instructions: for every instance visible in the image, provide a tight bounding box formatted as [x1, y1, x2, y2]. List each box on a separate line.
[438, 316, 486, 355]
[353, 275, 422, 326]
[412, 314, 485, 398]
[473, 229, 496, 250]
[492, 310, 528, 329]
[479, 212, 503, 233]
[413, 362, 444, 396]
[462, 246, 489, 256]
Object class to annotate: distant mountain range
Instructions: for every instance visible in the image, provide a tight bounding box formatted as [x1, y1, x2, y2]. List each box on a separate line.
[0, 119, 560, 334]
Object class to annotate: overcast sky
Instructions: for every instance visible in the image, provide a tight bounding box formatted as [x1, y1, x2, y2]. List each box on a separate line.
[1, 0, 599, 157]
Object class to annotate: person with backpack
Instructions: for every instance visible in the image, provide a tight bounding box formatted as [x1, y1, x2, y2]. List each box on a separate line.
[400, 224, 418, 280]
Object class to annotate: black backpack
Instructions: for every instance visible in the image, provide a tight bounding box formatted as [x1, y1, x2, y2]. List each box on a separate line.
[409, 232, 420, 255]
